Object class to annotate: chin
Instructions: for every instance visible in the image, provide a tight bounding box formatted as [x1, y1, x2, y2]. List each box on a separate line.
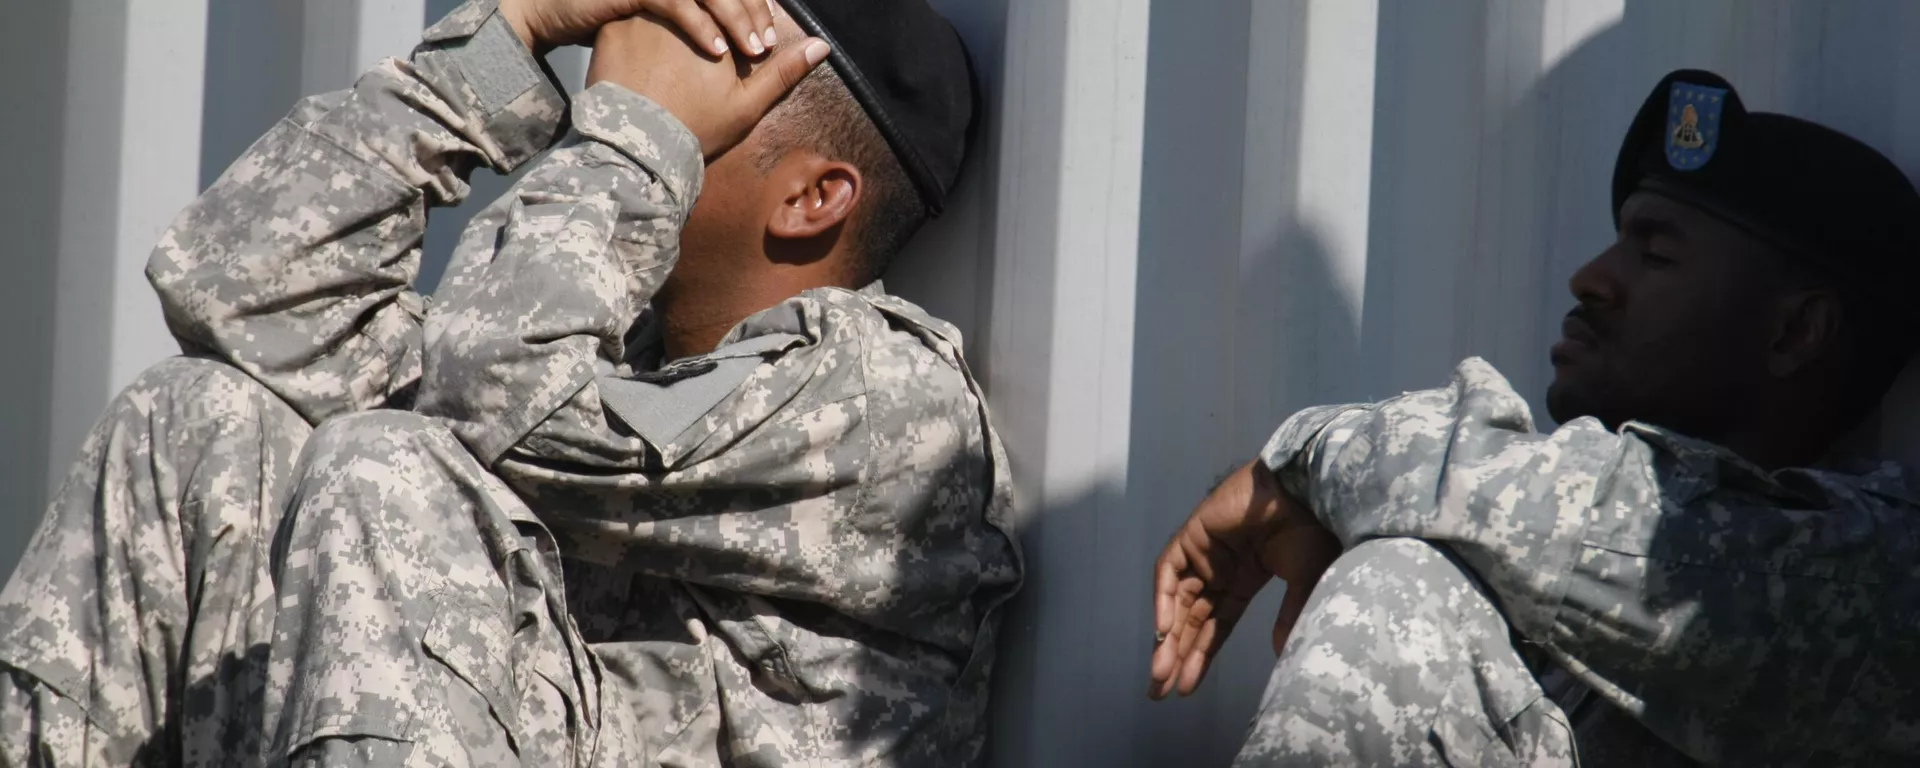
[1544, 383, 1574, 426]
[1544, 378, 1595, 428]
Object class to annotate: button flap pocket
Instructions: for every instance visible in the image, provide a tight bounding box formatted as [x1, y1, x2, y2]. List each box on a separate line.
[1428, 683, 1531, 768]
[421, 589, 522, 739]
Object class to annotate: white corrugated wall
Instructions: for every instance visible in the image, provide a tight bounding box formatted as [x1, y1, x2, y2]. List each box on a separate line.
[5, 2, 1920, 765]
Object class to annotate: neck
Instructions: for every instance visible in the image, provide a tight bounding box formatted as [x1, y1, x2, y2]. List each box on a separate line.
[658, 301, 744, 362]
[1704, 399, 1852, 471]
[1714, 430, 1828, 471]
[656, 270, 842, 361]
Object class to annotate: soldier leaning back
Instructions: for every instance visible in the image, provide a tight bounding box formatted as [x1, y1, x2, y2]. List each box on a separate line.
[1153, 69, 1920, 767]
[0, 0, 1021, 765]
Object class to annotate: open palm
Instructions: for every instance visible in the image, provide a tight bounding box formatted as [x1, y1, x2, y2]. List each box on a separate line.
[1149, 461, 1342, 700]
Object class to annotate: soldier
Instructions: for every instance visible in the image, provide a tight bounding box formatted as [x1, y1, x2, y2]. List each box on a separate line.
[0, 0, 1020, 765]
[1150, 70, 1920, 766]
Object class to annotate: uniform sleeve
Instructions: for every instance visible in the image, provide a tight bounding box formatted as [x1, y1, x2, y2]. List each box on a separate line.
[1257, 357, 1602, 641]
[145, 0, 568, 424]
[410, 82, 704, 464]
[1260, 356, 1915, 762]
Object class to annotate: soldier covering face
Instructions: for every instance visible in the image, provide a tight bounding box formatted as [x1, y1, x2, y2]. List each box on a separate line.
[0, 1, 1021, 765]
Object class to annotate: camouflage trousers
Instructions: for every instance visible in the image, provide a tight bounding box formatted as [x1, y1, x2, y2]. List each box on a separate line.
[0, 357, 643, 766]
[1232, 538, 1578, 768]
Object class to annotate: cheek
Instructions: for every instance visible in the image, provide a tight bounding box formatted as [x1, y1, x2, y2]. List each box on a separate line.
[1621, 288, 1764, 387]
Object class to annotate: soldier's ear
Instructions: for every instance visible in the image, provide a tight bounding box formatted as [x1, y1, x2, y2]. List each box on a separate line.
[765, 153, 860, 241]
[1767, 289, 1844, 378]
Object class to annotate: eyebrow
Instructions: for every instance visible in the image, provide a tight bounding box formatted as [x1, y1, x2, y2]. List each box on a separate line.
[1621, 213, 1689, 243]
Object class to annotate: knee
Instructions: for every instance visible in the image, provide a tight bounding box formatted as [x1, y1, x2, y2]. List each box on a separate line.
[1239, 540, 1515, 766]
[110, 356, 283, 425]
[298, 410, 447, 476]
[278, 411, 460, 562]
[57, 356, 306, 510]
[287, 410, 475, 533]
[1274, 538, 1496, 690]
[1314, 537, 1479, 617]
[1333, 536, 1453, 573]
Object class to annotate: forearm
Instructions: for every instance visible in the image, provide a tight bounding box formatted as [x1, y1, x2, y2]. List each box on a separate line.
[146, 0, 568, 422]
[415, 82, 704, 464]
[1259, 358, 1601, 642]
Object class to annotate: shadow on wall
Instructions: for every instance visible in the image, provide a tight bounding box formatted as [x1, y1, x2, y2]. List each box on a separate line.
[1477, 0, 1920, 445]
[1096, 0, 1920, 764]
[0, 0, 71, 584]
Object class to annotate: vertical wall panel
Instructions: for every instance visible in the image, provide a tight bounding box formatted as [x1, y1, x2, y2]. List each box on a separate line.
[1360, 2, 1487, 396]
[46, 0, 208, 495]
[980, 0, 1151, 764]
[1128, 0, 1260, 761]
[303, 0, 427, 94]
[0, 0, 73, 586]
[201, 0, 304, 189]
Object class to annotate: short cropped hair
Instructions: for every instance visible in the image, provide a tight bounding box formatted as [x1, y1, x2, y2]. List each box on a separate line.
[754, 65, 925, 286]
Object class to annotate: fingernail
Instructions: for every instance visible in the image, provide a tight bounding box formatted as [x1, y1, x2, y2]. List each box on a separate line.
[713, 36, 728, 54]
[804, 40, 829, 66]
[749, 32, 764, 54]
[767, 0, 779, 15]
[764, 26, 778, 46]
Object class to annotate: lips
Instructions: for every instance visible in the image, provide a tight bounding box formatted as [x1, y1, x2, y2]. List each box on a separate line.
[1560, 312, 1600, 347]
[1551, 309, 1601, 365]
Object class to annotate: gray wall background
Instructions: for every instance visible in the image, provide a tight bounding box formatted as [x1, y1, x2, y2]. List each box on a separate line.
[8, 2, 1920, 765]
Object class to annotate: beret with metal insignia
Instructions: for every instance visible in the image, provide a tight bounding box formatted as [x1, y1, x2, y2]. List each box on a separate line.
[1612, 69, 1920, 313]
[782, 0, 978, 217]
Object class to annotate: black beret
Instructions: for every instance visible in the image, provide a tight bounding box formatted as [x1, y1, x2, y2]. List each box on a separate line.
[1613, 69, 1920, 305]
[784, 0, 976, 217]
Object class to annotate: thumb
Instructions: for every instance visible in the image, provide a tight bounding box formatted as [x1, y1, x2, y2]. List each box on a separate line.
[743, 38, 831, 112]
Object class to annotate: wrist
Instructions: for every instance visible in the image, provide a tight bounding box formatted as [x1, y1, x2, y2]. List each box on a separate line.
[496, 0, 544, 53]
[1244, 459, 1300, 535]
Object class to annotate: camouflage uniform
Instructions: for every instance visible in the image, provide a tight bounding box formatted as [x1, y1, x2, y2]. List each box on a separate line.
[1237, 357, 1920, 766]
[0, 1, 1021, 765]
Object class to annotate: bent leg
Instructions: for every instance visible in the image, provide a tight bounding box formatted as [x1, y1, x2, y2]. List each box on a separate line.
[265, 411, 643, 767]
[0, 356, 312, 766]
[1233, 538, 1574, 768]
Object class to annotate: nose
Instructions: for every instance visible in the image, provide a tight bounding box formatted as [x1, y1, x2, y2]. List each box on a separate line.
[1568, 245, 1622, 307]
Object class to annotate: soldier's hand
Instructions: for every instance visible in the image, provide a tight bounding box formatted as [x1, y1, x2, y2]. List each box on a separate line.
[586, 12, 827, 158]
[1149, 461, 1342, 700]
[500, 0, 781, 57]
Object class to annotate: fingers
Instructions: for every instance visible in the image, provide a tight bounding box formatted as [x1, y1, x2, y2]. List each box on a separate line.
[699, 0, 769, 55]
[1153, 543, 1184, 638]
[1149, 592, 1241, 699]
[1149, 578, 1251, 700]
[1149, 525, 1216, 700]
[748, 0, 777, 48]
[1176, 619, 1216, 696]
[741, 37, 829, 112]
[1148, 584, 1197, 700]
[653, 0, 730, 56]
[1183, 591, 1250, 696]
